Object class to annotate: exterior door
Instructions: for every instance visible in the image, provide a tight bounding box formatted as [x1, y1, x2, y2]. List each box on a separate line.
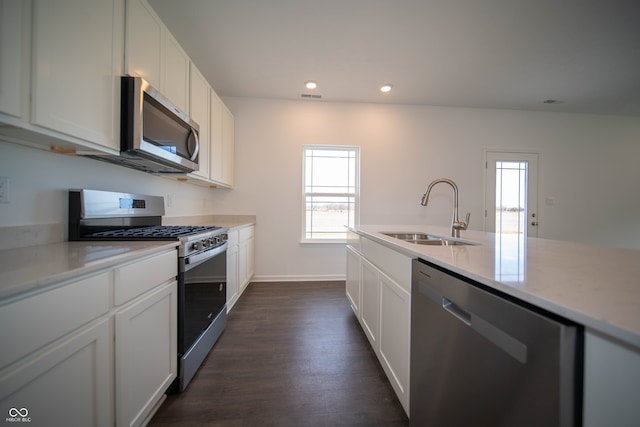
[485, 151, 539, 238]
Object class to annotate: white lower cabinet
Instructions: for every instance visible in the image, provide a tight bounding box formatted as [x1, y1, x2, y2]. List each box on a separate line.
[583, 329, 640, 427]
[238, 226, 254, 292]
[0, 318, 112, 427]
[0, 248, 178, 427]
[115, 280, 177, 427]
[226, 243, 239, 311]
[346, 236, 411, 415]
[361, 258, 380, 348]
[226, 225, 255, 312]
[345, 245, 361, 315]
[379, 271, 411, 413]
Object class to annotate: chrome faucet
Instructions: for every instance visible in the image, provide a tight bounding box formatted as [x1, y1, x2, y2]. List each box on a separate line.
[420, 178, 470, 238]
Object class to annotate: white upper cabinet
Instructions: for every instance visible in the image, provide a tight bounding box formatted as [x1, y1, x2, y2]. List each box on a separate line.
[189, 63, 210, 180]
[125, 0, 163, 89]
[125, 0, 189, 113]
[31, 0, 123, 151]
[0, 0, 123, 154]
[182, 87, 234, 188]
[221, 105, 235, 187]
[163, 31, 190, 113]
[210, 90, 235, 188]
[0, 0, 26, 118]
[209, 91, 224, 183]
[0, 0, 233, 184]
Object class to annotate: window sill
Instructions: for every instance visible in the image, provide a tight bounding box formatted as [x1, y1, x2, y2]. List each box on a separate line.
[300, 240, 347, 246]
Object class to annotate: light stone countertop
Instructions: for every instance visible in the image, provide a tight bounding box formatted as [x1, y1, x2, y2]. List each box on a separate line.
[352, 225, 640, 349]
[0, 216, 254, 303]
[0, 241, 178, 301]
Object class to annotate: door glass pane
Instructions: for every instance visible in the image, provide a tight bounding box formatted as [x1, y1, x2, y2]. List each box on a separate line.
[494, 161, 528, 282]
[495, 161, 527, 235]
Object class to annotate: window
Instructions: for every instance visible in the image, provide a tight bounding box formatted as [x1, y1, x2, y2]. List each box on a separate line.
[302, 145, 359, 242]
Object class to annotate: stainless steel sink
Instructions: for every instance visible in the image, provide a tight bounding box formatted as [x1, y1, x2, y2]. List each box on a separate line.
[381, 232, 477, 246]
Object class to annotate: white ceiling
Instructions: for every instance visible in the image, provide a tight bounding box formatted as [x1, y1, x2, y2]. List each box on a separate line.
[149, 0, 640, 116]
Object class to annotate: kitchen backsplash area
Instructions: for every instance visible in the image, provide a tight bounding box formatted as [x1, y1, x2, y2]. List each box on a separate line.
[0, 141, 224, 242]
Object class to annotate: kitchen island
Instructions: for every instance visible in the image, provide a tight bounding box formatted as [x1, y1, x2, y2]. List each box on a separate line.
[348, 225, 640, 426]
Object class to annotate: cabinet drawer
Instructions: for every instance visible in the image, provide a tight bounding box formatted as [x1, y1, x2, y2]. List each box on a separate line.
[239, 225, 254, 242]
[361, 237, 412, 292]
[0, 271, 110, 369]
[114, 250, 177, 305]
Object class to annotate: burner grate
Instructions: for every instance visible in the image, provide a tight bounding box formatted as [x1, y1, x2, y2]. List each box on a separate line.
[86, 225, 221, 239]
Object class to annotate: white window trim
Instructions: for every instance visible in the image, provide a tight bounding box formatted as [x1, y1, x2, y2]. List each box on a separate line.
[301, 144, 360, 244]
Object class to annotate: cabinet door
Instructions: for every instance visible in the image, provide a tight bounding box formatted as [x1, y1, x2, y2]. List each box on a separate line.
[125, 0, 163, 89]
[246, 236, 255, 280]
[346, 245, 361, 315]
[583, 330, 640, 427]
[163, 31, 189, 113]
[0, 319, 112, 427]
[239, 240, 249, 292]
[189, 64, 210, 180]
[226, 243, 239, 312]
[0, 0, 26, 118]
[360, 258, 380, 350]
[115, 281, 177, 427]
[209, 91, 224, 183]
[31, 0, 122, 150]
[221, 106, 235, 186]
[379, 271, 411, 414]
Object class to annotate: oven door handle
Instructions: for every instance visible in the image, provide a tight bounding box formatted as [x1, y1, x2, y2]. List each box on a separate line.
[184, 242, 228, 271]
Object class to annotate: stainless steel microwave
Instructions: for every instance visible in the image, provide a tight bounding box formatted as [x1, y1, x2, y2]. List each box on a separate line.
[89, 76, 199, 173]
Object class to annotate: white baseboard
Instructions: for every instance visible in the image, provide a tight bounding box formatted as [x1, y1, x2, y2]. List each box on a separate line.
[251, 274, 346, 282]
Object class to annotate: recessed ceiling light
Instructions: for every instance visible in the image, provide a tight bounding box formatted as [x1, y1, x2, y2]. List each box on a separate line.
[305, 81, 317, 90]
[380, 84, 393, 93]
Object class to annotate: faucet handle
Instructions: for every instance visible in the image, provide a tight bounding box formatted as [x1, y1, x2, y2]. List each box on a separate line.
[455, 213, 470, 231]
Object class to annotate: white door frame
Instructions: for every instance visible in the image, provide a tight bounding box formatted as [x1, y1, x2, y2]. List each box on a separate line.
[484, 150, 540, 237]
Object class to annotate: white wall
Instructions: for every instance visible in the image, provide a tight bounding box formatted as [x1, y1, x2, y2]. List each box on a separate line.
[215, 97, 640, 280]
[0, 142, 218, 232]
[2, 98, 639, 280]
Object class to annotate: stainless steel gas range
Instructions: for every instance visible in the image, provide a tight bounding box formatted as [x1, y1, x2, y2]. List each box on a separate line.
[69, 188, 227, 392]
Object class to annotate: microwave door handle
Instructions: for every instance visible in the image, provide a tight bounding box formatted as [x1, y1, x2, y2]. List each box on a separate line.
[187, 128, 199, 161]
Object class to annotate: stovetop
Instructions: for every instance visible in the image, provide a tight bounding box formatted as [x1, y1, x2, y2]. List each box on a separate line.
[68, 190, 229, 257]
[84, 225, 223, 240]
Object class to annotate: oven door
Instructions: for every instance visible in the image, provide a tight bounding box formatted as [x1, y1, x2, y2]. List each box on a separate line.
[179, 243, 227, 357]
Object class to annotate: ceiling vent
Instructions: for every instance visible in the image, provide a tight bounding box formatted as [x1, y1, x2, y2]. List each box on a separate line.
[301, 93, 322, 99]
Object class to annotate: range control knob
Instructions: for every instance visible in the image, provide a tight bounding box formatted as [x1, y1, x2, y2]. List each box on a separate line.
[193, 241, 203, 251]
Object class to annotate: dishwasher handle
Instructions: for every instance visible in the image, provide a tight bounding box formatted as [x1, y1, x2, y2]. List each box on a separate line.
[442, 298, 471, 326]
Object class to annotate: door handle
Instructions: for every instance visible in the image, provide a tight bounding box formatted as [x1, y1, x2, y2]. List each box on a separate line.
[442, 298, 471, 326]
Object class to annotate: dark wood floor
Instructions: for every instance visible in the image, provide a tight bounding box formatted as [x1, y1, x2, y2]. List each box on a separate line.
[149, 281, 409, 427]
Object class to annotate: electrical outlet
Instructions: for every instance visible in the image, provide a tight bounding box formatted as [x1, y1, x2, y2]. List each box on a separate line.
[0, 177, 10, 203]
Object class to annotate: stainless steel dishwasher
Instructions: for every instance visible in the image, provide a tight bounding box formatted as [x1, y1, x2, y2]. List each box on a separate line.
[410, 259, 582, 427]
